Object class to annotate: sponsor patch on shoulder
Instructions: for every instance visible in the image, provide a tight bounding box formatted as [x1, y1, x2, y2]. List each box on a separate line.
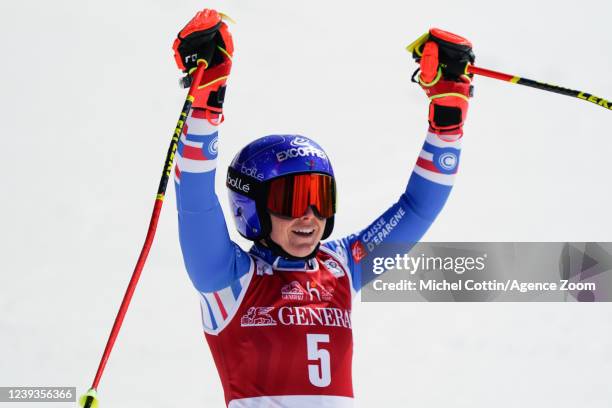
[323, 258, 345, 278]
[255, 258, 273, 276]
[351, 240, 367, 263]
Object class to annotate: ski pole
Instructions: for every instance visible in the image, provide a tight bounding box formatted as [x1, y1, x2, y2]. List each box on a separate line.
[466, 65, 612, 112]
[79, 63, 207, 408]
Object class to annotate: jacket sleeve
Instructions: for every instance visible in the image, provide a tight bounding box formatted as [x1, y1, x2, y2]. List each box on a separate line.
[324, 130, 461, 292]
[174, 108, 251, 332]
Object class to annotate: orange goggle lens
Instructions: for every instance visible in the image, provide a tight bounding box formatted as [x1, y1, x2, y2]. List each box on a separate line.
[266, 174, 336, 219]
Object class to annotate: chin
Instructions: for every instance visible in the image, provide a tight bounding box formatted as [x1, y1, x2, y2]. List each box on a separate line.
[286, 242, 318, 258]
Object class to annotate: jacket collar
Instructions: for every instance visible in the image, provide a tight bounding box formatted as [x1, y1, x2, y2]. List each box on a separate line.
[249, 242, 318, 272]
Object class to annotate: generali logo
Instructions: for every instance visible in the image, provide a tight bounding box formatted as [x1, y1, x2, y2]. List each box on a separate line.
[241, 306, 352, 329]
[240, 307, 277, 327]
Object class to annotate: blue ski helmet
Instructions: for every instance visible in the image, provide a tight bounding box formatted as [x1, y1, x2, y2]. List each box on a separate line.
[226, 135, 335, 241]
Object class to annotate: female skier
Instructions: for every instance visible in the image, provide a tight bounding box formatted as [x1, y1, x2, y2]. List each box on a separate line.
[172, 9, 474, 407]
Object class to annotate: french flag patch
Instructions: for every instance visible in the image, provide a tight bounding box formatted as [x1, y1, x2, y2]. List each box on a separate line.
[414, 132, 461, 186]
[199, 271, 251, 333]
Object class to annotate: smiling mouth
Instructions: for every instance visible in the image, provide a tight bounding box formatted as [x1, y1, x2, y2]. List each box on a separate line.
[292, 228, 315, 237]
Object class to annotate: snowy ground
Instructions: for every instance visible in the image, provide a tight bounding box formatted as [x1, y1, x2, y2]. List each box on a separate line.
[1, 1, 611, 407]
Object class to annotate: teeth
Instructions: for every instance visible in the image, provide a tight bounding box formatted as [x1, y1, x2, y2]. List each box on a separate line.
[294, 228, 314, 234]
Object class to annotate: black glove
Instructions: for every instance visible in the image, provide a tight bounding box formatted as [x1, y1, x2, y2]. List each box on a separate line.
[172, 9, 233, 75]
[172, 9, 234, 111]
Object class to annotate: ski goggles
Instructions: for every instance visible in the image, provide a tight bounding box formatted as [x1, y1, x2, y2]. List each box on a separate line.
[266, 173, 336, 219]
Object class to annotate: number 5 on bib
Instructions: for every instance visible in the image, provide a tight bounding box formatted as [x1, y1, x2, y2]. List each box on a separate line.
[307, 334, 331, 387]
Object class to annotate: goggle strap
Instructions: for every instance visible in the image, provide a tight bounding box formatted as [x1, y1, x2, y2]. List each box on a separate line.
[226, 166, 266, 201]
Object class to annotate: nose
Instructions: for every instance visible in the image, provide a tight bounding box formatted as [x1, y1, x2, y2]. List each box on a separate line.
[300, 206, 316, 219]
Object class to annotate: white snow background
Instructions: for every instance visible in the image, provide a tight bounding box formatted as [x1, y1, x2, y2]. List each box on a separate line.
[1, 0, 611, 407]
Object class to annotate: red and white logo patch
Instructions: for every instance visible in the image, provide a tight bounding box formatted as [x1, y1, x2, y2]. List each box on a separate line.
[322, 259, 345, 278]
[281, 280, 334, 302]
[306, 281, 333, 302]
[351, 240, 367, 263]
[240, 307, 277, 327]
[281, 281, 308, 301]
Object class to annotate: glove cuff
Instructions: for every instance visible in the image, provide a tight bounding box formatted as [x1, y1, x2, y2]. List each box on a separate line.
[422, 78, 472, 134]
[190, 59, 231, 113]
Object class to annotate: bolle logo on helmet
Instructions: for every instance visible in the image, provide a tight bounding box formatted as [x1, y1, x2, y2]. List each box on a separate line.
[240, 163, 264, 180]
[276, 146, 327, 162]
[227, 174, 250, 193]
[438, 151, 458, 171]
[290, 137, 312, 147]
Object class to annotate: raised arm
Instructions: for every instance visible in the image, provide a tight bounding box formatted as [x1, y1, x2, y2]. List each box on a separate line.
[172, 11, 251, 332]
[175, 109, 251, 292]
[325, 29, 475, 291]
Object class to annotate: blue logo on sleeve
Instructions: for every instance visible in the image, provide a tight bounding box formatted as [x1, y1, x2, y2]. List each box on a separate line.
[435, 149, 459, 174]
